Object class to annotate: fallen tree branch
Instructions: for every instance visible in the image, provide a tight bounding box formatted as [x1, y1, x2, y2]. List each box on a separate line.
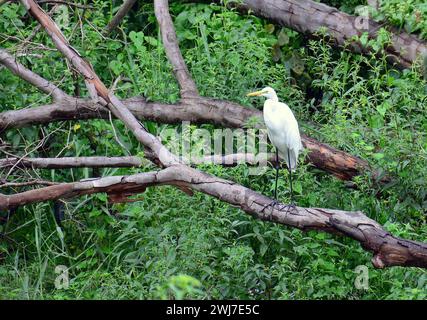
[213, 0, 427, 69]
[103, 0, 137, 35]
[0, 96, 259, 131]
[0, 165, 426, 269]
[0, 153, 281, 169]
[0, 48, 69, 101]
[0, 156, 144, 169]
[0, 179, 59, 188]
[0, 95, 382, 181]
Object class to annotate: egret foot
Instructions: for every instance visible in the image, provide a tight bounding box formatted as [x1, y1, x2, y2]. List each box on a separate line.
[276, 202, 296, 213]
[261, 200, 280, 221]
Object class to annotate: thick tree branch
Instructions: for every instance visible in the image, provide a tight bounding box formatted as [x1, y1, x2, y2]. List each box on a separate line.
[0, 165, 426, 269]
[154, 0, 199, 98]
[0, 153, 282, 170]
[217, 0, 427, 69]
[0, 156, 143, 169]
[0, 96, 383, 182]
[103, 0, 137, 35]
[0, 48, 69, 101]
[0, 96, 259, 132]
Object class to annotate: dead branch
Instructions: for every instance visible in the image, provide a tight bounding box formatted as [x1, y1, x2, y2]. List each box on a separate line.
[0, 153, 281, 170]
[103, 0, 137, 35]
[0, 96, 381, 181]
[0, 96, 259, 132]
[0, 165, 426, 269]
[20, 0, 181, 168]
[0, 156, 144, 169]
[0, 48, 69, 101]
[0, 179, 59, 188]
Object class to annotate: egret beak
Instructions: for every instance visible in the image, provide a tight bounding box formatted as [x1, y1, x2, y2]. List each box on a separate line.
[247, 90, 265, 97]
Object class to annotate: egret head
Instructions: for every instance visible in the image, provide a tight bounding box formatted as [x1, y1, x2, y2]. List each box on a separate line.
[247, 86, 278, 100]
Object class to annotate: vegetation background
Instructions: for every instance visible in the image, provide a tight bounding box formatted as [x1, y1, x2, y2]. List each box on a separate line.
[0, 0, 427, 299]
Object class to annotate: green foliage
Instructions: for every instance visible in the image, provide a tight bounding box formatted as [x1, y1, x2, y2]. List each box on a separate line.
[0, 1, 427, 300]
[321, 0, 427, 40]
[378, 0, 427, 38]
[304, 33, 427, 222]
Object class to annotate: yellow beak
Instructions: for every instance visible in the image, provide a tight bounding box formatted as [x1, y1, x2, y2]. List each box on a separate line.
[247, 90, 265, 97]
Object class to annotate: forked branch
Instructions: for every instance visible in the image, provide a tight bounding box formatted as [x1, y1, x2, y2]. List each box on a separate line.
[20, 0, 180, 168]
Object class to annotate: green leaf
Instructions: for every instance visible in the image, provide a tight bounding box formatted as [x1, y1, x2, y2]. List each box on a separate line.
[129, 31, 145, 49]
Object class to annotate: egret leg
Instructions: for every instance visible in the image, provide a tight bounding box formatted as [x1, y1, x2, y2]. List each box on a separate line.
[287, 150, 295, 205]
[271, 151, 297, 214]
[274, 149, 279, 201]
[261, 149, 280, 220]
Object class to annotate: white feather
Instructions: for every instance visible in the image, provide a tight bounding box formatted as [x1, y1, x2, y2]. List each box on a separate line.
[263, 94, 302, 171]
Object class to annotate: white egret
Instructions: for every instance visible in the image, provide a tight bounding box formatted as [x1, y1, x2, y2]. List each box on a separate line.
[247, 86, 302, 207]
